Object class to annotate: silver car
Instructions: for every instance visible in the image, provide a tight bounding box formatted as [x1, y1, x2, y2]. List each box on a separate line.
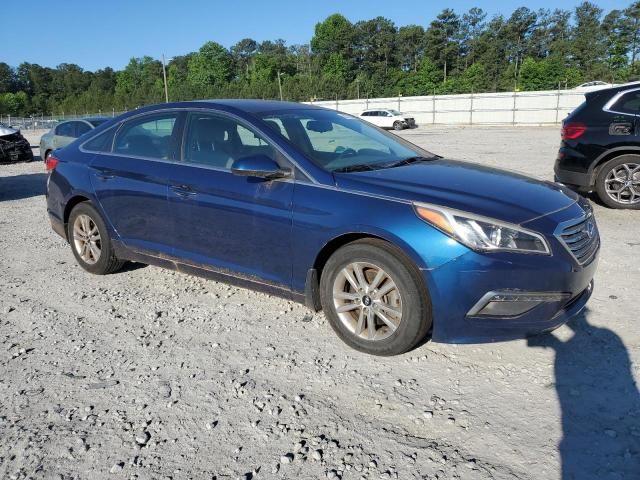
[39, 117, 109, 160]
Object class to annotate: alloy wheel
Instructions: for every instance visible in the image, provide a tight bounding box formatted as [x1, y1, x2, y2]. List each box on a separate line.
[332, 262, 403, 341]
[605, 162, 640, 205]
[72, 214, 102, 265]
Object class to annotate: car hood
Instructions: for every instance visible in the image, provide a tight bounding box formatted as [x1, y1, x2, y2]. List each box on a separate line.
[333, 159, 579, 225]
[0, 124, 19, 136]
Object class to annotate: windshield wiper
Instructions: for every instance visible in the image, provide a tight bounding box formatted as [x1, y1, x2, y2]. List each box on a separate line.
[332, 163, 381, 173]
[378, 156, 437, 169]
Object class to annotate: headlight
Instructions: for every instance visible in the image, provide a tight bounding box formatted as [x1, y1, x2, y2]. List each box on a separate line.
[414, 203, 550, 254]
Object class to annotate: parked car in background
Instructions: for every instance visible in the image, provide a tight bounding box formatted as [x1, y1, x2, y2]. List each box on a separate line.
[555, 82, 640, 209]
[573, 81, 616, 92]
[0, 123, 33, 163]
[46, 100, 597, 356]
[359, 109, 416, 130]
[39, 117, 110, 160]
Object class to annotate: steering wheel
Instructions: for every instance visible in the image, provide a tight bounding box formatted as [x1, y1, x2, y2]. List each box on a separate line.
[334, 146, 357, 157]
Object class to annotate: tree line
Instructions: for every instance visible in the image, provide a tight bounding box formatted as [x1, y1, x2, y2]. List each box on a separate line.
[1, 1, 639, 117]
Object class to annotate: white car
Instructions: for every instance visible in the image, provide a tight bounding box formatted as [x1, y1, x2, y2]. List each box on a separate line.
[359, 109, 416, 130]
[573, 81, 615, 92]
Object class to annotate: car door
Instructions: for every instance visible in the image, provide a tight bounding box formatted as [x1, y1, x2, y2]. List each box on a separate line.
[53, 121, 76, 149]
[89, 111, 184, 256]
[380, 111, 393, 128]
[360, 112, 375, 126]
[166, 111, 294, 288]
[367, 111, 381, 127]
[608, 90, 640, 137]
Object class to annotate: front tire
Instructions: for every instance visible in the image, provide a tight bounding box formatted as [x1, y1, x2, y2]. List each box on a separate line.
[319, 239, 432, 356]
[67, 202, 124, 274]
[595, 155, 640, 209]
[393, 121, 405, 131]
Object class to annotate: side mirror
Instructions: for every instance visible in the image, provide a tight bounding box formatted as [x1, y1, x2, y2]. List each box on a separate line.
[231, 155, 291, 180]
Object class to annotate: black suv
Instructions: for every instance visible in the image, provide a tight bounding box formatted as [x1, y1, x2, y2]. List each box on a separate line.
[555, 82, 640, 209]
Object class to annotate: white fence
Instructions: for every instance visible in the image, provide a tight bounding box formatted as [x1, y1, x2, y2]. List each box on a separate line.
[1, 89, 588, 130]
[309, 89, 586, 125]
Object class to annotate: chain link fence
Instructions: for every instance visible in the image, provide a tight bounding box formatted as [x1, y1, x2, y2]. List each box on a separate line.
[0, 110, 128, 131]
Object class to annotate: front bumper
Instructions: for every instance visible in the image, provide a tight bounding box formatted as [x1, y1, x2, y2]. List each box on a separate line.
[0, 136, 33, 163]
[424, 202, 598, 343]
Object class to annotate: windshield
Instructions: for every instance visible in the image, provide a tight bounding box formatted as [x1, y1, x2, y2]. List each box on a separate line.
[388, 110, 402, 115]
[259, 108, 435, 173]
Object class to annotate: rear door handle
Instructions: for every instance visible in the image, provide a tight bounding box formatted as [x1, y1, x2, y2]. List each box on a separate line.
[94, 170, 115, 180]
[609, 123, 633, 136]
[170, 184, 197, 197]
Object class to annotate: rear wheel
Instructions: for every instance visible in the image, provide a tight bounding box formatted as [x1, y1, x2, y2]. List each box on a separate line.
[67, 202, 124, 274]
[320, 239, 432, 356]
[595, 155, 640, 209]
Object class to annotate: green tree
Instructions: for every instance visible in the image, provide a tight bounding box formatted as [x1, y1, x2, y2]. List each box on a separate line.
[425, 9, 461, 81]
[572, 2, 607, 79]
[0, 63, 16, 93]
[311, 14, 354, 59]
[396, 25, 425, 72]
[187, 42, 234, 93]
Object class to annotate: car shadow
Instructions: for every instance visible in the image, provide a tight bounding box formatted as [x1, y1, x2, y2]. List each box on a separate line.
[527, 309, 640, 479]
[0, 172, 47, 202]
[119, 262, 148, 273]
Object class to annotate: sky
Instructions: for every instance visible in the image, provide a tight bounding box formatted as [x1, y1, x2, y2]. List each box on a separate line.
[2, 0, 633, 71]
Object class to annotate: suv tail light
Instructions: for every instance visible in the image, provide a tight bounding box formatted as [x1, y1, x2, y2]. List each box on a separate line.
[561, 122, 587, 140]
[45, 154, 60, 171]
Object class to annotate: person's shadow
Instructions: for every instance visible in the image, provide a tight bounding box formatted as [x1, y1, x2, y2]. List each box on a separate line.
[528, 310, 640, 479]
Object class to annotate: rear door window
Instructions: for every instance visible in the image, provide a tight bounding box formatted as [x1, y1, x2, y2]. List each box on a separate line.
[76, 122, 92, 138]
[83, 127, 116, 153]
[114, 113, 180, 160]
[55, 122, 75, 137]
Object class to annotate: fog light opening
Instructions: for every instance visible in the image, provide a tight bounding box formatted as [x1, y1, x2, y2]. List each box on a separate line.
[467, 291, 571, 318]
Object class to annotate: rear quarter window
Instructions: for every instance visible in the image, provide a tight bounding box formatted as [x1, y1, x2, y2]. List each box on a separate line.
[83, 127, 116, 153]
[612, 91, 640, 114]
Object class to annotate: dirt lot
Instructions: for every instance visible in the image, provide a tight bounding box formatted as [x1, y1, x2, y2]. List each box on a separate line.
[1, 127, 638, 480]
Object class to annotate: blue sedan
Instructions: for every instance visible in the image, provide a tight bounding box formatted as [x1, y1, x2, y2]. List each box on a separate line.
[45, 100, 599, 355]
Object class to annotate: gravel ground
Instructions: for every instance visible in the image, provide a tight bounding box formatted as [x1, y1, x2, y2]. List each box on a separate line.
[0, 127, 638, 480]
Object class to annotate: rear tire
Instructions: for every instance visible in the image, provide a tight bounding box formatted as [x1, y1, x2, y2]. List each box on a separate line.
[319, 239, 432, 356]
[595, 155, 640, 209]
[67, 202, 124, 274]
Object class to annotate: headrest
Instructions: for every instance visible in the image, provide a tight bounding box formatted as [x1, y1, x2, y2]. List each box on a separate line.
[195, 119, 227, 142]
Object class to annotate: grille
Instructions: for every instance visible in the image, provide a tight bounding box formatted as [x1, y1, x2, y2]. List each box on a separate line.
[557, 210, 600, 266]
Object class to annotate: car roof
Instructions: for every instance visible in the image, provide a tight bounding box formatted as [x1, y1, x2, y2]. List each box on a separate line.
[59, 117, 110, 124]
[585, 81, 640, 100]
[197, 99, 327, 113]
[119, 99, 329, 119]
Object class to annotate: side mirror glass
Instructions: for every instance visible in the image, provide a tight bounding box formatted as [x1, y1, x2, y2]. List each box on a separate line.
[231, 155, 291, 180]
[306, 120, 333, 133]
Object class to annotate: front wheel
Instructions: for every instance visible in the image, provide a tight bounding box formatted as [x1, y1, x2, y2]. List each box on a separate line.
[67, 202, 124, 274]
[393, 121, 405, 131]
[319, 239, 432, 356]
[595, 155, 640, 209]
